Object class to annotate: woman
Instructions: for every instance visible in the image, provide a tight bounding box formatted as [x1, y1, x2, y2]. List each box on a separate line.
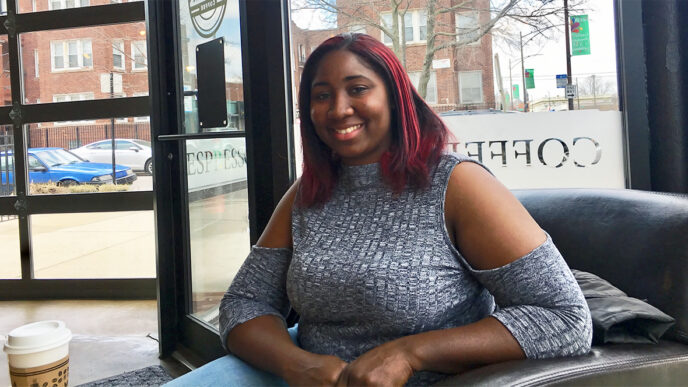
[168, 33, 591, 386]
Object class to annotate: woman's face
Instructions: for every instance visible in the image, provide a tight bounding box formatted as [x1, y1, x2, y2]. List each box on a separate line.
[309, 49, 392, 165]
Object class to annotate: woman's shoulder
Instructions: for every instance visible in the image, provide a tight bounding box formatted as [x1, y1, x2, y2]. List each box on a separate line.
[433, 152, 492, 187]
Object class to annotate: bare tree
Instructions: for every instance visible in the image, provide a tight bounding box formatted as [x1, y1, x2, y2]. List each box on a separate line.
[293, 0, 588, 100]
[577, 74, 615, 96]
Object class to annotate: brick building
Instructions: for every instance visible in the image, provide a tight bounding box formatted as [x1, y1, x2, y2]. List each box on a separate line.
[290, 0, 495, 113]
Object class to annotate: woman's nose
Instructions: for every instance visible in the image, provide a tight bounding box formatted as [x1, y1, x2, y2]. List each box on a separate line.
[328, 94, 354, 119]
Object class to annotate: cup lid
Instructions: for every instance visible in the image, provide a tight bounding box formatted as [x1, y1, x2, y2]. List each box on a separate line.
[3, 320, 72, 355]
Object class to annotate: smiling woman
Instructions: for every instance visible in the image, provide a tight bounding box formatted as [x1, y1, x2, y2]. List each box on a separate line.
[309, 50, 392, 166]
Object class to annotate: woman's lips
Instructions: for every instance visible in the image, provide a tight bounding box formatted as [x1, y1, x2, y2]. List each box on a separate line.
[332, 124, 363, 141]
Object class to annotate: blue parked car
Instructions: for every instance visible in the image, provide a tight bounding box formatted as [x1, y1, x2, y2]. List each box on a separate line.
[0, 147, 136, 189]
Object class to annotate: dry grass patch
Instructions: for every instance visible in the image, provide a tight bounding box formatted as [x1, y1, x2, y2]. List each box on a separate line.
[30, 182, 131, 195]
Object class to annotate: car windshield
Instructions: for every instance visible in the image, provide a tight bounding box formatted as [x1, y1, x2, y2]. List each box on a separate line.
[132, 140, 151, 147]
[34, 149, 85, 167]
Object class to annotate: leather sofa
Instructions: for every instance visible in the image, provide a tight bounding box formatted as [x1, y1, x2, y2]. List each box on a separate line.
[438, 188, 688, 386]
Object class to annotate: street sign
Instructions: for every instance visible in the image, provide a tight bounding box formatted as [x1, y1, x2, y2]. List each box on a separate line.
[556, 74, 567, 88]
[566, 84, 577, 99]
[525, 69, 535, 89]
[571, 15, 591, 56]
[432, 58, 450, 69]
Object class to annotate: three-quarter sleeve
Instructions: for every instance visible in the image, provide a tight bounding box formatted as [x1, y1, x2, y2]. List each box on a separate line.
[459, 233, 593, 359]
[219, 246, 293, 351]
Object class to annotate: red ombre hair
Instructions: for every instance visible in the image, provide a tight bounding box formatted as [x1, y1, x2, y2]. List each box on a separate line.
[297, 33, 449, 207]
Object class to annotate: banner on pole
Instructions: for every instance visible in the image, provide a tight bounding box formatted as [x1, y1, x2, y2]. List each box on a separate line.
[525, 69, 535, 89]
[512, 84, 520, 100]
[571, 15, 590, 56]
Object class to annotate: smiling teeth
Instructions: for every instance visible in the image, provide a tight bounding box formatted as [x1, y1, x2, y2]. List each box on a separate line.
[335, 124, 362, 134]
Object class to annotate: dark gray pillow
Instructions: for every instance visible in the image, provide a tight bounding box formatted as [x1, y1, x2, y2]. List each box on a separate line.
[572, 270, 675, 345]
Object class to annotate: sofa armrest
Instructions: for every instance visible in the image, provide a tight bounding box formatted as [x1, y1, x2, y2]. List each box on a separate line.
[434, 341, 688, 386]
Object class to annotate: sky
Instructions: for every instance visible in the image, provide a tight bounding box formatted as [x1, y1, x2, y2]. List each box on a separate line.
[291, 0, 619, 104]
[495, 0, 618, 101]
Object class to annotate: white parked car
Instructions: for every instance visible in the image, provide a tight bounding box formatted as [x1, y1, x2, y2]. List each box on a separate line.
[71, 139, 153, 174]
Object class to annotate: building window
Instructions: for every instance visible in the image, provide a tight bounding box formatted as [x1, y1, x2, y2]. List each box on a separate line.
[459, 71, 483, 104]
[456, 12, 480, 46]
[381, 10, 427, 45]
[349, 25, 366, 34]
[133, 92, 149, 122]
[131, 40, 147, 70]
[34, 49, 39, 78]
[52, 92, 96, 125]
[298, 44, 306, 63]
[49, 0, 90, 10]
[408, 71, 437, 104]
[113, 41, 125, 70]
[50, 39, 92, 71]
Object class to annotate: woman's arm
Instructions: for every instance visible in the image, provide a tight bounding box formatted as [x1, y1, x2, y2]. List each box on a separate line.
[336, 162, 591, 386]
[221, 181, 347, 385]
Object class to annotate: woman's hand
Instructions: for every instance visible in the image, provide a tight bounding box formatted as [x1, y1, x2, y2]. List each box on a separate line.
[283, 352, 348, 386]
[335, 338, 418, 387]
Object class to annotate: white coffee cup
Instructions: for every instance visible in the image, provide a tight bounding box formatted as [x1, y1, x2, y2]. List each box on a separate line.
[4, 320, 72, 387]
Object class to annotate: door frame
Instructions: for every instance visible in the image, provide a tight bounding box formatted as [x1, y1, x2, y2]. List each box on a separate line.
[147, 0, 294, 363]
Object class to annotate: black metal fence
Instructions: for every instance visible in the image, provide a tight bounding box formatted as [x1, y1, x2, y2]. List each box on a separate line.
[25, 122, 152, 150]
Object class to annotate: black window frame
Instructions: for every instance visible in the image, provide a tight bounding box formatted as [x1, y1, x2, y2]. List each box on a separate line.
[0, 1, 155, 300]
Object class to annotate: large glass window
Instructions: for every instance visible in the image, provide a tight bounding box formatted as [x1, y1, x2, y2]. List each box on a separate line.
[290, 0, 624, 190]
[0, 215, 20, 279]
[1, 126, 14, 197]
[21, 23, 149, 105]
[25, 118, 152, 195]
[179, 0, 245, 133]
[31, 211, 155, 279]
[186, 138, 249, 328]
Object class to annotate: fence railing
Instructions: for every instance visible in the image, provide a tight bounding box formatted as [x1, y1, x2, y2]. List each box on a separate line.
[25, 123, 151, 150]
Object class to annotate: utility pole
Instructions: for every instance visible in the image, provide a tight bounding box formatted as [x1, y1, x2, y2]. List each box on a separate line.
[592, 74, 597, 107]
[509, 58, 514, 110]
[576, 77, 581, 109]
[520, 31, 528, 112]
[110, 72, 116, 184]
[564, 0, 574, 110]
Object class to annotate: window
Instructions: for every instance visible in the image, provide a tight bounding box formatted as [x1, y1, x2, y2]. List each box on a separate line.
[459, 71, 483, 104]
[298, 44, 306, 63]
[33, 49, 38, 77]
[408, 71, 437, 104]
[456, 12, 480, 46]
[50, 39, 92, 71]
[381, 10, 427, 44]
[49, 0, 89, 10]
[349, 25, 366, 34]
[133, 92, 149, 122]
[52, 92, 96, 124]
[131, 40, 147, 70]
[112, 40, 124, 70]
[27, 155, 44, 170]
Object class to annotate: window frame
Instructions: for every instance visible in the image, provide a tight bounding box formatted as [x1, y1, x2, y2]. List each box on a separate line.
[455, 11, 480, 46]
[380, 9, 427, 45]
[408, 70, 438, 104]
[49, 0, 90, 11]
[50, 39, 93, 72]
[131, 40, 147, 71]
[458, 70, 483, 104]
[112, 40, 125, 70]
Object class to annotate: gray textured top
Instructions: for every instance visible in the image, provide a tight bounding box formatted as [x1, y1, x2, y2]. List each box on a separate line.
[220, 153, 592, 385]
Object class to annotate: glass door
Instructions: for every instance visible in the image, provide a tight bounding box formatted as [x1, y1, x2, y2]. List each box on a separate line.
[148, 0, 294, 363]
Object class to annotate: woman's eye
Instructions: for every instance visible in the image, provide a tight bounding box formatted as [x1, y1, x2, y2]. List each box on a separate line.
[313, 92, 330, 101]
[350, 86, 368, 95]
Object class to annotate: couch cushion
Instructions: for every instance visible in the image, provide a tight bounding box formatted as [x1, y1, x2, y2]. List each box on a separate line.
[513, 189, 688, 344]
[435, 341, 688, 386]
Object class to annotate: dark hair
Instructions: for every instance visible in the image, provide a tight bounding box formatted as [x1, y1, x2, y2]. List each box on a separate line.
[297, 33, 449, 207]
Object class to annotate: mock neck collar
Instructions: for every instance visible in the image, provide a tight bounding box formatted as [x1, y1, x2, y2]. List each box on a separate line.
[339, 162, 382, 190]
